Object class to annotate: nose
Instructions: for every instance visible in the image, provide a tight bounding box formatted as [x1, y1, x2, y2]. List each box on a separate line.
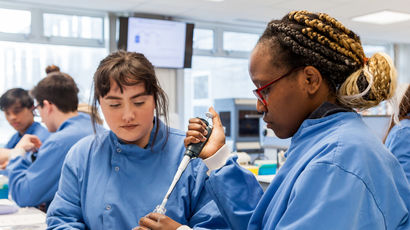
[256, 99, 267, 113]
[122, 103, 135, 123]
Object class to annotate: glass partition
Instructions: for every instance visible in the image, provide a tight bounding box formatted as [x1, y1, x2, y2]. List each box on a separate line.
[0, 8, 31, 34]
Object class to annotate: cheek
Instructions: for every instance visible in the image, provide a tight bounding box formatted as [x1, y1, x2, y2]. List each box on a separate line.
[267, 86, 296, 111]
[15, 114, 27, 122]
[266, 84, 303, 120]
[22, 112, 32, 121]
[101, 107, 119, 127]
[142, 98, 156, 114]
[140, 104, 155, 122]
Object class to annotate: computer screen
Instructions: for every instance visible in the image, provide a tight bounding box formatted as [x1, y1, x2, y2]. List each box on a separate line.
[238, 110, 260, 137]
[118, 17, 193, 68]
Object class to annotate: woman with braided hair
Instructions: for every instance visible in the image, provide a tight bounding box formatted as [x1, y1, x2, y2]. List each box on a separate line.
[181, 10, 410, 230]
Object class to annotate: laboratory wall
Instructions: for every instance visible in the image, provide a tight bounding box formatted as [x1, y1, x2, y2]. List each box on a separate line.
[396, 44, 410, 83]
[155, 68, 185, 130]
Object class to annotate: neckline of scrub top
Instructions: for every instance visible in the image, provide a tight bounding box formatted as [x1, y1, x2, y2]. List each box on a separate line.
[307, 102, 353, 120]
[284, 102, 355, 158]
[57, 112, 90, 132]
[17, 121, 38, 138]
[108, 118, 168, 159]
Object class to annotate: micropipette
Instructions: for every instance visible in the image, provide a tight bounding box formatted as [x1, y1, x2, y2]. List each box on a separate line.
[153, 112, 213, 215]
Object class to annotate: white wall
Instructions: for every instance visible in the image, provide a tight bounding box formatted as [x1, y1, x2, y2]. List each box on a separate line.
[395, 44, 410, 84]
[155, 68, 185, 130]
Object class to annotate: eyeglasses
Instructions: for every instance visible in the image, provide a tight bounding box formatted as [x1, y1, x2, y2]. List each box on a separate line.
[33, 104, 40, 117]
[253, 66, 305, 106]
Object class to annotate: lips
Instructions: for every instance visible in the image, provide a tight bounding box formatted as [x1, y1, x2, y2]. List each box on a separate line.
[263, 118, 273, 129]
[120, 124, 138, 130]
[12, 123, 20, 127]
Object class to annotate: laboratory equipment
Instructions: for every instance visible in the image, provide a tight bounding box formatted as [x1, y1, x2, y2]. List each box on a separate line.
[0, 175, 8, 199]
[259, 118, 291, 169]
[257, 163, 277, 175]
[235, 152, 251, 165]
[214, 98, 263, 153]
[153, 113, 213, 215]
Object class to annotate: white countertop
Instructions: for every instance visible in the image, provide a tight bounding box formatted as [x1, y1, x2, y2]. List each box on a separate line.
[0, 199, 46, 229]
[255, 174, 275, 183]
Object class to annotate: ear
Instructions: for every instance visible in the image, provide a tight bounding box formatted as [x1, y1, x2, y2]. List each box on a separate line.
[42, 100, 53, 114]
[301, 66, 323, 95]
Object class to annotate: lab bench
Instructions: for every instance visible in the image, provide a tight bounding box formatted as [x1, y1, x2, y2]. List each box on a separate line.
[0, 199, 46, 229]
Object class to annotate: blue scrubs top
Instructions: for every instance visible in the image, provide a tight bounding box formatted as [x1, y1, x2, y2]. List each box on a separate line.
[206, 111, 410, 230]
[46, 119, 228, 229]
[6, 113, 97, 207]
[385, 116, 410, 183]
[5, 121, 50, 148]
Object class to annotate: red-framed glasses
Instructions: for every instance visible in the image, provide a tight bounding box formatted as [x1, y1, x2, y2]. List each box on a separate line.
[253, 66, 305, 106]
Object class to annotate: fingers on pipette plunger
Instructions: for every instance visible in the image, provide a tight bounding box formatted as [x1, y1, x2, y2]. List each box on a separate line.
[205, 112, 214, 119]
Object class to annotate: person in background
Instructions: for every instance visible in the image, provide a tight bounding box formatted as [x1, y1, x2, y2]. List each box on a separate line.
[181, 10, 410, 230]
[384, 83, 410, 182]
[6, 66, 98, 209]
[46, 51, 228, 230]
[46, 65, 105, 125]
[0, 88, 50, 169]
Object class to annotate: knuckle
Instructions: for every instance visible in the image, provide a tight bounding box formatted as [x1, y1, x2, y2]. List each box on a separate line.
[138, 217, 146, 225]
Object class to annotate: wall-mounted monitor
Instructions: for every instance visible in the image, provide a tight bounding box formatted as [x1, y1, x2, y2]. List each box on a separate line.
[118, 16, 194, 69]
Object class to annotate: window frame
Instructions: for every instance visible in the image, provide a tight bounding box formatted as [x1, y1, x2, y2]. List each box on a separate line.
[192, 21, 264, 59]
[0, 3, 107, 48]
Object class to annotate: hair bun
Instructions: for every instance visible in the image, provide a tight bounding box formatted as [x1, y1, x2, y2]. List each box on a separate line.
[45, 65, 60, 74]
[338, 52, 397, 109]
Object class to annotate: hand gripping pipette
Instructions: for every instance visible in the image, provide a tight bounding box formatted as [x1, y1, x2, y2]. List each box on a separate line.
[153, 113, 213, 215]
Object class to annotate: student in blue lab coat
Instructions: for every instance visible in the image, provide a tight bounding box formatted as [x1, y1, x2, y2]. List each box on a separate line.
[46, 51, 228, 230]
[6, 66, 97, 208]
[0, 88, 50, 168]
[182, 10, 410, 230]
[385, 84, 410, 182]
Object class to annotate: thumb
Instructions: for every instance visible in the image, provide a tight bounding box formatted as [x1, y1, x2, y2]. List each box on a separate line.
[209, 107, 222, 129]
[30, 137, 42, 149]
[24, 142, 36, 152]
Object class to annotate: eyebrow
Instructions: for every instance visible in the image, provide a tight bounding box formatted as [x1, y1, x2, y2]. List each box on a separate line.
[251, 76, 265, 86]
[104, 92, 148, 100]
[8, 106, 24, 111]
[252, 80, 264, 88]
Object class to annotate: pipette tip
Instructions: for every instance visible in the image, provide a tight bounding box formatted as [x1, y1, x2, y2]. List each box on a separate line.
[153, 204, 166, 215]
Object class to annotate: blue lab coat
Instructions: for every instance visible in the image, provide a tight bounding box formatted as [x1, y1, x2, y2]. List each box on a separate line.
[6, 113, 96, 207]
[46, 119, 228, 229]
[385, 116, 410, 183]
[0, 121, 50, 176]
[5, 121, 50, 148]
[206, 111, 410, 230]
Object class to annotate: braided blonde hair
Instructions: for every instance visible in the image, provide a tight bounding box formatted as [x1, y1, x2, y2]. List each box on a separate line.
[259, 10, 397, 110]
[338, 52, 396, 109]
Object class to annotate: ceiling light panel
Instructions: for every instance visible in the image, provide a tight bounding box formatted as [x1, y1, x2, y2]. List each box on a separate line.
[352, 10, 410, 25]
